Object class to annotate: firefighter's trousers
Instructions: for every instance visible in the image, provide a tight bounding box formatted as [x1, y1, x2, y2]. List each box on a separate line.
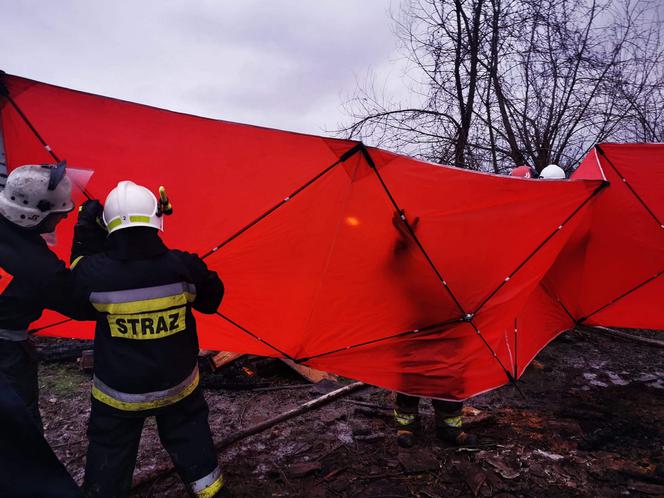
[394, 392, 463, 427]
[0, 338, 42, 430]
[83, 387, 223, 498]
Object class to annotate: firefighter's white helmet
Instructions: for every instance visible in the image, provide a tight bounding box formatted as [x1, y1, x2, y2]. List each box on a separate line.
[0, 163, 74, 228]
[103, 180, 163, 233]
[540, 164, 566, 179]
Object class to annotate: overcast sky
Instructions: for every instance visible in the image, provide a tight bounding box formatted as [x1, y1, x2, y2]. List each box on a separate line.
[1, 0, 407, 136]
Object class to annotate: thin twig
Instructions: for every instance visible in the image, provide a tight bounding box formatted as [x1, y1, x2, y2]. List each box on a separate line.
[132, 382, 366, 492]
[579, 326, 664, 349]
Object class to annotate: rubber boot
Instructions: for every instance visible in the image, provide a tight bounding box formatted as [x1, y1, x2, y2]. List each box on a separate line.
[393, 409, 420, 448]
[435, 415, 478, 446]
[215, 486, 236, 498]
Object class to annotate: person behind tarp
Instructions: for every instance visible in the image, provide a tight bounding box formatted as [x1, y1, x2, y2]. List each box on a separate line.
[511, 163, 566, 180]
[390, 210, 478, 448]
[510, 165, 538, 178]
[0, 163, 80, 430]
[70, 181, 230, 498]
[539, 164, 566, 179]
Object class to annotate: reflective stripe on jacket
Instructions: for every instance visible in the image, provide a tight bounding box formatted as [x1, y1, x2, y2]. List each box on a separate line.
[92, 364, 199, 411]
[90, 282, 196, 341]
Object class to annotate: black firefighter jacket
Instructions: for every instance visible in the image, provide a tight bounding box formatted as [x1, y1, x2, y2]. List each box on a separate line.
[71, 228, 223, 412]
[0, 215, 87, 334]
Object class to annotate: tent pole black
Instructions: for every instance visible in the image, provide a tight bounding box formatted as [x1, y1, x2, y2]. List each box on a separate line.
[597, 144, 663, 228]
[28, 318, 73, 335]
[215, 311, 296, 361]
[471, 180, 609, 317]
[0, 72, 92, 200]
[578, 268, 664, 324]
[298, 316, 465, 363]
[539, 282, 581, 330]
[0, 73, 60, 163]
[202, 144, 366, 362]
[544, 287, 578, 323]
[357, 145, 466, 314]
[576, 145, 664, 323]
[201, 143, 363, 260]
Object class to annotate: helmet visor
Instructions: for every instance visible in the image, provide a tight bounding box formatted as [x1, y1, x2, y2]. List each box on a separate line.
[66, 167, 94, 202]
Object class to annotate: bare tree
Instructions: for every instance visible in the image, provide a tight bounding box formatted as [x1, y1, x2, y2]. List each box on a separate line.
[340, 0, 664, 172]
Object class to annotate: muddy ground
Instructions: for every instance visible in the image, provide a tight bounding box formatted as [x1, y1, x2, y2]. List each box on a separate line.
[36, 328, 664, 498]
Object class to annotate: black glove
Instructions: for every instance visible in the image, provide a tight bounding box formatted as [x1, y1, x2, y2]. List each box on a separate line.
[71, 200, 107, 262]
[77, 200, 104, 225]
[392, 210, 420, 254]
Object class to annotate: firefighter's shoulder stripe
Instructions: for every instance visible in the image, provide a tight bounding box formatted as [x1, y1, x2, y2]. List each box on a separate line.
[92, 364, 199, 411]
[90, 282, 196, 314]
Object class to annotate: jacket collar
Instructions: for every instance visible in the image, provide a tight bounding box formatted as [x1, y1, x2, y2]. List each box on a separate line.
[105, 227, 168, 260]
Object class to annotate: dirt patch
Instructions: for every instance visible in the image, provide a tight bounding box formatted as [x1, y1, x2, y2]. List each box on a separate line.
[37, 329, 664, 497]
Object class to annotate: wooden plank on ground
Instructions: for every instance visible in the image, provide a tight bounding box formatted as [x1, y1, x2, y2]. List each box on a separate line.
[209, 351, 244, 370]
[280, 359, 338, 383]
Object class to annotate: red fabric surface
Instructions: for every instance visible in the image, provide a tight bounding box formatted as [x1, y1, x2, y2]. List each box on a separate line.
[1, 74, 662, 399]
[542, 144, 664, 330]
[0, 269, 13, 293]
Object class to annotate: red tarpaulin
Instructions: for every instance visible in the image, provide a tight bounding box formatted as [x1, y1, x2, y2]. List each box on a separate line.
[1, 73, 662, 400]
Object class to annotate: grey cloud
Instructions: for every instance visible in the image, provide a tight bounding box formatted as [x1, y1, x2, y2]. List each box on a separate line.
[0, 0, 403, 134]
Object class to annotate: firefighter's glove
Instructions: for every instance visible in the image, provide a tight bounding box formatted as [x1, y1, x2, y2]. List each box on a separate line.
[71, 200, 107, 261]
[77, 200, 104, 226]
[392, 210, 420, 254]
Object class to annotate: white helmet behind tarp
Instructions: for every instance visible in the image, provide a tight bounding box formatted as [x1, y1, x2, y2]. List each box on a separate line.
[103, 180, 163, 233]
[0, 163, 74, 228]
[540, 164, 566, 179]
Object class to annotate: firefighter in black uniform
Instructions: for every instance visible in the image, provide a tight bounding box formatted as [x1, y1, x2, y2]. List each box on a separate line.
[0, 162, 81, 429]
[390, 210, 478, 448]
[0, 162, 83, 497]
[71, 180, 229, 498]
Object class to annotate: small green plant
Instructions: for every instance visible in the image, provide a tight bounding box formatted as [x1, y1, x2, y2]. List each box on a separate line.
[39, 364, 86, 398]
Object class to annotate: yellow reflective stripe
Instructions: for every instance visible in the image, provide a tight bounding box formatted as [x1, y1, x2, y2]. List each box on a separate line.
[92, 370, 199, 411]
[197, 478, 223, 498]
[393, 410, 417, 426]
[106, 218, 122, 230]
[92, 292, 196, 314]
[70, 256, 84, 269]
[442, 416, 463, 428]
[107, 306, 186, 340]
[192, 471, 224, 498]
[106, 215, 151, 230]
